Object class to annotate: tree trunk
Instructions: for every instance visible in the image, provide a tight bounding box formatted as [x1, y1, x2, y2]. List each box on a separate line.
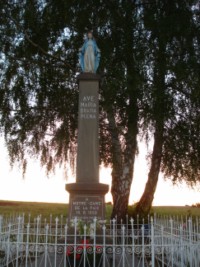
[108, 68, 138, 222]
[107, 109, 138, 222]
[134, 31, 166, 218]
[111, 138, 137, 222]
[134, 123, 164, 218]
[107, 1, 139, 222]
[111, 166, 133, 222]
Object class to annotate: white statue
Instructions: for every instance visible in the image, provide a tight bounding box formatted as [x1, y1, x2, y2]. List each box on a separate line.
[79, 32, 100, 73]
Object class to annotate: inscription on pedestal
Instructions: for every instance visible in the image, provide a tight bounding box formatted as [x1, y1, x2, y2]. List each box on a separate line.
[80, 95, 97, 120]
[70, 195, 104, 221]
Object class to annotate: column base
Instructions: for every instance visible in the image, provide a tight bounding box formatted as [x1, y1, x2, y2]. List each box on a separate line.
[66, 183, 109, 222]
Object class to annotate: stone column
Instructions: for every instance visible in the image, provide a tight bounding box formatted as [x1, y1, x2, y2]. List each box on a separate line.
[76, 73, 99, 183]
[66, 73, 109, 222]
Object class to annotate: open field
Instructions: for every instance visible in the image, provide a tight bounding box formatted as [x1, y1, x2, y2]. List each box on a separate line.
[0, 200, 68, 220]
[151, 205, 200, 217]
[0, 200, 199, 220]
[0, 200, 113, 221]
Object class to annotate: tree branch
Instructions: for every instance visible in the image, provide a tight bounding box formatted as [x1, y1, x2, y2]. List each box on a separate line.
[6, 3, 77, 71]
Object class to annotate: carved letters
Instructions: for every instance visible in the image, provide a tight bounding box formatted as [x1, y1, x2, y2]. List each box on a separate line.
[71, 196, 103, 220]
[80, 95, 97, 119]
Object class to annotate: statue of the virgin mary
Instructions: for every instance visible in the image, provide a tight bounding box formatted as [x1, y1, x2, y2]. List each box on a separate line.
[79, 32, 100, 73]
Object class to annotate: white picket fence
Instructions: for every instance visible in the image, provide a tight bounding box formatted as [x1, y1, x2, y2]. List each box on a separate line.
[0, 214, 199, 267]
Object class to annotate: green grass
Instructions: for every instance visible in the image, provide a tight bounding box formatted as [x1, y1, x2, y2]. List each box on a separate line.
[0, 200, 68, 221]
[151, 206, 200, 217]
[0, 200, 199, 221]
[128, 205, 200, 220]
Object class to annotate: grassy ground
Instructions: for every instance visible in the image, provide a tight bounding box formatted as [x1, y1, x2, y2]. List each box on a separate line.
[151, 206, 200, 217]
[0, 200, 68, 220]
[0, 200, 199, 221]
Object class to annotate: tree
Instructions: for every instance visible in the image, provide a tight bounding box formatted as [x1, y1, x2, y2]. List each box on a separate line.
[0, 0, 79, 175]
[135, 0, 200, 216]
[97, 0, 153, 221]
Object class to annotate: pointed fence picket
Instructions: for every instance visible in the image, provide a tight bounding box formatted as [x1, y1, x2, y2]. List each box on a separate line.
[0, 214, 199, 267]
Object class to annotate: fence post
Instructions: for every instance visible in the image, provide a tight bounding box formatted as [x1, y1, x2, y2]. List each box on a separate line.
[196, 217, 199, 234]
[122, 225, 125, 267]
[73, 217, 77, 267]
[60, 214, 63, 235]
[188, 218, 193, 267]
[54, 217, 59, 267]
[44, 224, 49, 267]
[170, 218, 174, 267]
[154, 213, 157, 224]
[93, 217, 97, 267]
[102, 224, 106, 267]
[83, 224, 87, 267]
[35, 216, 40, 267]
[49, 214, 52, 243]
[180, 225, 184, 267]
[16, 216, 22, 267]
[64, 224, 68, 267]
[112, 218, 116, 267]
[25, 223, 30, 267]
[161, 225, 164, 267]
[0, 215, 2, 236]
[28, 213, 31, 225]
[126, 214, 129, 238]
[6, 223, 11, 267]
[151, 218, 155, 267]
[141, 224, 145, 267]
[137, 214, 139, 236]
[130, 218, 135, 267]
[194, 221, 199, 267]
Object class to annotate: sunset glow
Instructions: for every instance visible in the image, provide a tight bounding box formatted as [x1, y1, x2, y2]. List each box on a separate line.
[0, 140, 199, 206]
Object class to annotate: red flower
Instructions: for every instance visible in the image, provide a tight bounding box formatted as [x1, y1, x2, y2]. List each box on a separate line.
[66, 246, 81, 260]
[66, 240, 102, 260]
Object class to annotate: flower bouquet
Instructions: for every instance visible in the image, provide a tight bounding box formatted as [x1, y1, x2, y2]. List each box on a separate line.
[66, 220, 103, 267]
[66, 239, 103, 267]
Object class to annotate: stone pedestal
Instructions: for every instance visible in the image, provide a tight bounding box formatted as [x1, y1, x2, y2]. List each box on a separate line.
[66, 73, 109, 221]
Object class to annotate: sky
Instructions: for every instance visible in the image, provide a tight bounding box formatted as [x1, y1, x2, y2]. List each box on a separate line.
[0, 140, 199, 206]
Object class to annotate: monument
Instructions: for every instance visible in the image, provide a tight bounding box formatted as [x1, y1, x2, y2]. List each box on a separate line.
[66, 32, 109, 221]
